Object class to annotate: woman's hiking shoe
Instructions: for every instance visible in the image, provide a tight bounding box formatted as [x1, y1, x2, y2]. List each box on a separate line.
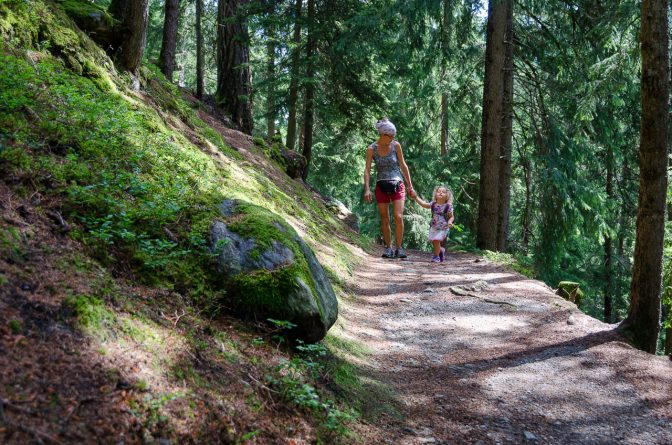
[439, 247, 445, 262]
[382, 247, 395, 258]
[431, 255, 441, 263]
[395, 247, 407, 259]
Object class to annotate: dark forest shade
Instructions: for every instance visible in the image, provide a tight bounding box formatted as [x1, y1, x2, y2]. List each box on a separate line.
[216, 0, 253, 134]
[619, 0, 669, 353]
[477, 0, 510, 251]
[158, 0, 180, 81]
[108, 0, 149, 74]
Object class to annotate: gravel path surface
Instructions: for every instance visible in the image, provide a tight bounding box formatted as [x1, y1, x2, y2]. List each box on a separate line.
[340, 248, 672, 444]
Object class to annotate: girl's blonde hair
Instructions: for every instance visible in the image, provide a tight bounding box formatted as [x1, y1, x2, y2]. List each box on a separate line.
[433, 185, 454, 204]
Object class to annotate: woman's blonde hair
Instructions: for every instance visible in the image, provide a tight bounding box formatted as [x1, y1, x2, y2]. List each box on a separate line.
[433, 185, 453, 204]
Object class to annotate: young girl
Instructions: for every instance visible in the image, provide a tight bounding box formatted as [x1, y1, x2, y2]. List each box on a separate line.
[413, 186, 454, 262]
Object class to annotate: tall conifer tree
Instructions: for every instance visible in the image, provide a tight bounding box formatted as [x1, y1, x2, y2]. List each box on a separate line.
[158, 0, 180, 80]
[108, 0, 150, 74]
[216, 0, 253, 134]
[620, 0, 669, 353]
[477, 0, 510, 251]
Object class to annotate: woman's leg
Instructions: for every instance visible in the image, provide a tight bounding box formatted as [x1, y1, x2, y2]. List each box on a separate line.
[377, 202, 392, 247]
[392, 198, 405, 248]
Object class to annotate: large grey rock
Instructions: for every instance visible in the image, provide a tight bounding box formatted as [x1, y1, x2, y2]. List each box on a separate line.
[325, 197, 359, 232]
[210, 200, 338, 342]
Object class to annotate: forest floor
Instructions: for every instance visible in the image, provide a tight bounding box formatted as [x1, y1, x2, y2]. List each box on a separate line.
[340, 247, 672, 444]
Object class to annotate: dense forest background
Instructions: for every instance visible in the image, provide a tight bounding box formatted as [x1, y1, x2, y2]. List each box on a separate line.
[85, 0, 669, 349]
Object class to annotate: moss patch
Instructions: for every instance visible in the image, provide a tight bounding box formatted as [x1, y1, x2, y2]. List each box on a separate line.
[229, 265, 301, 314]
[64, 294, 115, 338]
[222, 202, 322, 318]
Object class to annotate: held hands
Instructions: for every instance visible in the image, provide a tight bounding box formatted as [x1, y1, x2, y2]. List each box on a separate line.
[408, 188, 417, 199]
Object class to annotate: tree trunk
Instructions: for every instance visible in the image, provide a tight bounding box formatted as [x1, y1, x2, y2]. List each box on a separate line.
[216, 0, 253, 134]
[159, 0, 180, 81]
[440, 0, 451, 156]
[664, 304, 672, 355]
[477, 0, 509, 250]
[521, 156, 532, 248]
[496, 0, 514, 252]
[301, 0, 316, 181]
[620, 0, 669, 353]
[286, 0, 303, 150]
[108, 0, 150, 74]
[266, 6, 276, 138]
[195, 0, 204, 98]
[604, 145, 614, 323]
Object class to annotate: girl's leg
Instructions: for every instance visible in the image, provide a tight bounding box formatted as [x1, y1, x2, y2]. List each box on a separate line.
[392, 198, 405, 248]
[432, 240, 441, 256]
[377, 202, 392, 247]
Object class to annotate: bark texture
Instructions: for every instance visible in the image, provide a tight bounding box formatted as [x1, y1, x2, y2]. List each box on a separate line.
[108, 0, 150, 74]
[301, 0, 316, 181]
[195, 0, 204, 97]
[158, 0, 180, 80]
[620, 0, 669, 353]
[477, 0, 509, 250]
[286, 0, 303, 150]
[216, 0, 253, 134]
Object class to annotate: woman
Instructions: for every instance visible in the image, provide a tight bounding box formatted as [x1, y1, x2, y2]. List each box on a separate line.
[363, 118, 416, 259]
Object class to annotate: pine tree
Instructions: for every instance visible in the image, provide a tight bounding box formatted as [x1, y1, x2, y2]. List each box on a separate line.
[159, 0, 180, 80]
[286, 0, 303, 151]
[216, 0, 253, 134]
[195, 0, 204, 97]
[108, 0, 150, 74]
[477, 0, 510, 251]
[619, 0, 669, 353]
[301, 0, 316, 180]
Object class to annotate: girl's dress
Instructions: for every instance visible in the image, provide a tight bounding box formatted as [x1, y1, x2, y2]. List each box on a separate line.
[428, 201, 453, 241]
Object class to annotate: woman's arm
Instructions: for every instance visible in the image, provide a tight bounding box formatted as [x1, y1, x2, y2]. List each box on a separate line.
[394, 142, 415, 197]
[363, 147, 374, 203]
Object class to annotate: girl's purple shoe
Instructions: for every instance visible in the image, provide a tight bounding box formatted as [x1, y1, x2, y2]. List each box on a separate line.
[431, 255, 441, 263]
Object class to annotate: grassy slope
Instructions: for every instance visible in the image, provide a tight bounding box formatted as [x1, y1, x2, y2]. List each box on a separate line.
[0, 1, 394, 443]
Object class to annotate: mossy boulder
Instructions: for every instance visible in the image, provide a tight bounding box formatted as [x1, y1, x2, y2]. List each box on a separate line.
[556, 281, 584, 306]
[325, 197, 359, 233]
[210, 200, 338, 343]
[56, 0, 116, 48]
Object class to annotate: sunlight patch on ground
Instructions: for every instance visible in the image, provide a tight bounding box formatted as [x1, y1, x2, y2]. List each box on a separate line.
[94, 315, 189, 394]
[482, 351, 643, 424]
[386, 313, 528, 335]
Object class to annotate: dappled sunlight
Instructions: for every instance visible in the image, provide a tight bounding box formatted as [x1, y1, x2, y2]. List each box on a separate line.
[94, 313, 190, 394]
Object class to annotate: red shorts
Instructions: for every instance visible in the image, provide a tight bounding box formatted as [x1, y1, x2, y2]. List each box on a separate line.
[375, 181, 406, 204]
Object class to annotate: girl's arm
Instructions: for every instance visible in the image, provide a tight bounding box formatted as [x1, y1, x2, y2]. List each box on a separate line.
[414, 195, 432, 209]
[394, 142, 415, 197]
[447, 208, 454, 227]
[363, 147, 374, 203]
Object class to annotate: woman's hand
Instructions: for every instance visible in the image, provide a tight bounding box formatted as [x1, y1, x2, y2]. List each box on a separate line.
[408, 188, 417, 199]
[364, 189, 372, 203]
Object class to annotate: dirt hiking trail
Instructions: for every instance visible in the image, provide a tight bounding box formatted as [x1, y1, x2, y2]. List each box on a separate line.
[338, 248, 672, 444]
